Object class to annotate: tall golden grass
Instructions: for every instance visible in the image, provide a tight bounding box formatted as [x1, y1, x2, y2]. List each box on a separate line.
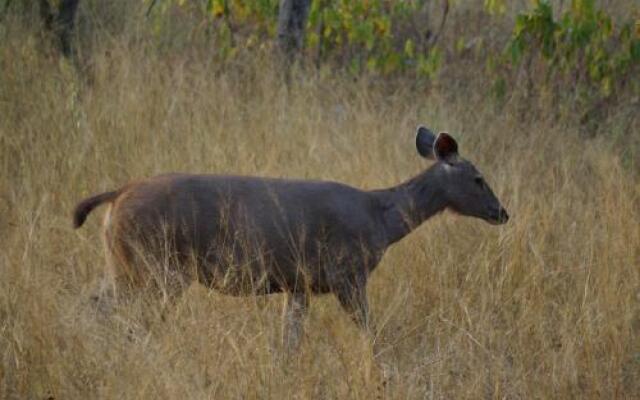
[1, 15, 639, 399]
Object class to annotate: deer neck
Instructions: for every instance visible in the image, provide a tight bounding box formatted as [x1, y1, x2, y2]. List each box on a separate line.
[376, 167, 448, 246]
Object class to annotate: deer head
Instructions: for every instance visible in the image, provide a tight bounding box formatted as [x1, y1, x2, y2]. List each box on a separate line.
[415, 126, 509, 225]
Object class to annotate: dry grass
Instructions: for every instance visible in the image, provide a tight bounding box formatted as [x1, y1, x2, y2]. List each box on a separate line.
[1, 15, 639, 400]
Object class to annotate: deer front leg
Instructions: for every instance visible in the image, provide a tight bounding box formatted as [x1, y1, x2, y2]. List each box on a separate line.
[334, 281, 373, 333]
[281, 291, 309, 353]
[335, 281, 393, 398]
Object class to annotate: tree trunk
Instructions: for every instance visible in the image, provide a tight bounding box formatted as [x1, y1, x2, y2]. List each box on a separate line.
[38, 0, 54, 30]
[277, 0, 311, 64]
[38, 0, 81, 58]
[57, 0, 81, 57]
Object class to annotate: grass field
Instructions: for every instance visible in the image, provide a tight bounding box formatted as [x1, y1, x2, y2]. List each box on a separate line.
[1, 11, 639, 399]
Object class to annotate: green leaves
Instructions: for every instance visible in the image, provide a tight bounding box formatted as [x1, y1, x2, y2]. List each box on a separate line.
[141, 0, 443, 78]
[484, 0, 506, 15]
[143, 0, 635, 92]
[416, 47, 441, 79]
[504, 0, 639, 99]
[303, 0, 438, 76]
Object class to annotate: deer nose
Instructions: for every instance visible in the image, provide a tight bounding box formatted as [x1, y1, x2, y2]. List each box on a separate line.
[498, 207, 509, 223]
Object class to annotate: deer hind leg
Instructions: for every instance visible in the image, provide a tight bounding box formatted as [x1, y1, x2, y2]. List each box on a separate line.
[95, 234, 190, 340]
[108, 237, 191, 311]
[93, 206, 151, 314]
[281, 291, 309, 353]
[89, 227, 135, 316]
[335, 281, 393, 400]
[87, 206, 117, 315]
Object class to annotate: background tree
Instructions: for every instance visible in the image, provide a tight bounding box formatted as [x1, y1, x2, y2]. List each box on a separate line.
[38, 0, 81, 57]
[277, 0, 311, 64]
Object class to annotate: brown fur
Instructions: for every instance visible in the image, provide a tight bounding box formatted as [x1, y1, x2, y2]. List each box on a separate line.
[72, 129, 508, 352]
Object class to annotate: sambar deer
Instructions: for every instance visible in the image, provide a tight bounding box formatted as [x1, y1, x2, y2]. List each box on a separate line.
[73, 127, 508, 349]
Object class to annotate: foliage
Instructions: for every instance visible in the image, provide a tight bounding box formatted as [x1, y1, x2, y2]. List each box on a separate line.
[144, 0, 639, 95]
[143, 0, 278, 59]
[5, 0, 637, 126]
[505, 0, 639, 102]
[306, 0, 440, 77]
[145, 0, 442, 77]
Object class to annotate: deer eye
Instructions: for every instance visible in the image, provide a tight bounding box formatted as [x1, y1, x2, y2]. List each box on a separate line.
[474, 177, 485, 188]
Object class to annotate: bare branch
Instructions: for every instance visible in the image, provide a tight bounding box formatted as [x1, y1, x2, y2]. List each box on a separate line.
[427, 0, 449, 49]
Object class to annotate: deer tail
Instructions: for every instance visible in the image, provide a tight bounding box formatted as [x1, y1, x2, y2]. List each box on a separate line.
[73, 191, 118, 228]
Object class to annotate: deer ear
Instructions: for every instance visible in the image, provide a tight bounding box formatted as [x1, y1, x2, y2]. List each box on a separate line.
[434, 132, 458, 163]
[416, 126, 436, 158]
